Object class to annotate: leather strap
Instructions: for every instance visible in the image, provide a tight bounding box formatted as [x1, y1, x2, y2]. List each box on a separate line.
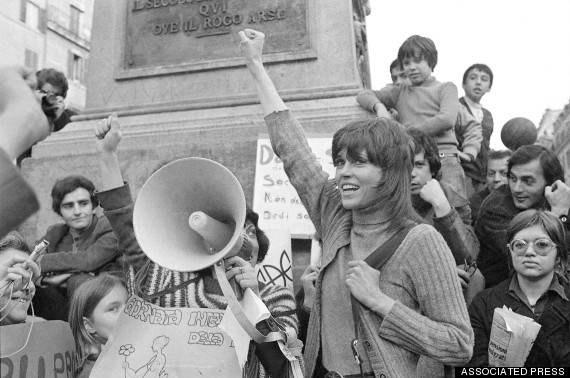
[349, 223, 415, 377]
[364, 224, 415, 270]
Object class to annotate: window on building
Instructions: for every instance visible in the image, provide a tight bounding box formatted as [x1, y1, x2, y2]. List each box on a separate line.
[69, 6, 82, 35]
[24, 49, 38, 71]
[25, 1, 40, 29]
[69, 52, 85, 83]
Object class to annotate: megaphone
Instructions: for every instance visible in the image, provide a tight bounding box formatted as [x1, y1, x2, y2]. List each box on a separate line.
[133, 157, 247, 272]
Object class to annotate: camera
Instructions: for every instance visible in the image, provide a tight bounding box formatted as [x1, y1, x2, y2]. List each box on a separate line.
[40, 93, 59, 118]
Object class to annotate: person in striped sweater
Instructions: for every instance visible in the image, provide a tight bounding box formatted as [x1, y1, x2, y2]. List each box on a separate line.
[93, 113, 299, 378]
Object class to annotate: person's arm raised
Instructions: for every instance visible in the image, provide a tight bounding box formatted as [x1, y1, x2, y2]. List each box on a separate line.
[94, 114, 148, 275]
[239, 29, 287, 116]
[94, 113, 124, 191]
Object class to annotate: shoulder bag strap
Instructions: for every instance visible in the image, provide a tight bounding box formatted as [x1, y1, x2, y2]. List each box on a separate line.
[350, 224, 415, 377]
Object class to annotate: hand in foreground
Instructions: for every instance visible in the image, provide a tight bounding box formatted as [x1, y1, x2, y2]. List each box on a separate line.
[545, 180, 570, 216]
[346, 260, 395, 317]
[51, 96, 66, 121]
[42, 273, 72, 287]
[0, 253, 41, 292]
[94, 112, 122, 154]
[419, 179, 452, 216]
[238, 29, 265, 66]
[456, 266, 470, 291]
[300, 265, 319, 310]
[225, 256, 259, 295]
[387, 108, 399, 121]
[0, 65, 50, 159]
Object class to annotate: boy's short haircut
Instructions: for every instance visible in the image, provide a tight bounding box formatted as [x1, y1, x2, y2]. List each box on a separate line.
[397, 35, 438, 70]
[462, 63, 494, 88]
[389, 59, 401, 72]
[488, 149, 512, 162]
[408, 128, 442, 179]
[51, 175, 99, 216]
[36, 68, 69, 98]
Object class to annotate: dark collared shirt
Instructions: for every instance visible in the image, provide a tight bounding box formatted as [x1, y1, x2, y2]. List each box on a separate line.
[508, 274, 568, 318]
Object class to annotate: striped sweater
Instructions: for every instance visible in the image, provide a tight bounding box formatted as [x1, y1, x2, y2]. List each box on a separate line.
[96, 184, 298, 377]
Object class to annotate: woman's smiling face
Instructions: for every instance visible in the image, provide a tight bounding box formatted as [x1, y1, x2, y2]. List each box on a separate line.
[334, 148, 383, 210]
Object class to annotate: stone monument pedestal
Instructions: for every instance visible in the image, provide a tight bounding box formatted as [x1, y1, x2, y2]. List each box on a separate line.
[21, 0, 374, 268]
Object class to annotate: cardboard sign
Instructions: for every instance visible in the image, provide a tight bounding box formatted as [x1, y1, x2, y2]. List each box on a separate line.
[256, 229, 293, 290]
[253, 135, 335, 238]
[90, 295, 241, 378]
[0, 320, 78, 378]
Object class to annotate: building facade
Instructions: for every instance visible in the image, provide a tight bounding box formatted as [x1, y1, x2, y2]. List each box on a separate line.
[1, 0, 93, 112]
[536, 108, 562, 150]
[552, 101, 570, 183]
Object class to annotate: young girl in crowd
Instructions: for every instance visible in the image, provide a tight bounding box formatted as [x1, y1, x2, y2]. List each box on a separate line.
[69, 274, 129, 378]
[468, 210, 570, 366]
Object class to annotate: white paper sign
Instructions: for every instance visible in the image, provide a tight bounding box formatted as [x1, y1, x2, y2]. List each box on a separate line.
[90, 295, 241, 378]
[253, 135, 335, 238]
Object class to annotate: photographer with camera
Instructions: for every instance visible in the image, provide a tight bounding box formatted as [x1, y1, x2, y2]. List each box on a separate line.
[17, 68, 76, 165]
[36, 68, 76, 132]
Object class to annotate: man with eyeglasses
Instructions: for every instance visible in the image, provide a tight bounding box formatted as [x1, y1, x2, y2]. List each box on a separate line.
[475, 144, 570, 289]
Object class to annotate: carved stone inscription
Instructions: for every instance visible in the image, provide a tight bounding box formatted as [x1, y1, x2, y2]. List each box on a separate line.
[125, 0, 308, 71]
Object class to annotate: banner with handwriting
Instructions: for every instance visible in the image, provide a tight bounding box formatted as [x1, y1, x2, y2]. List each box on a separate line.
[90, 296, 240, 377]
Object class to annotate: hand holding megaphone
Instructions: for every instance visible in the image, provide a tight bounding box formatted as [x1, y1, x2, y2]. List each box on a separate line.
[224, 256, 259, 296]
[188, 210, 257, 300]
[94, 112, 122, 154]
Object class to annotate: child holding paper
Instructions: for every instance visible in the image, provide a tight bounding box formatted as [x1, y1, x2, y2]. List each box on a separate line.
[467, 209, 570, 366]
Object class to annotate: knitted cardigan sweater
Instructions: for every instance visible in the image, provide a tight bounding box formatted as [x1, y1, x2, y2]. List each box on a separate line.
[96, 184, 298, 377]
[455, 103, 482, 162]
[459, 97, 494, 183]
[357, 77, 459, 154]
[265, 110, 473, 377]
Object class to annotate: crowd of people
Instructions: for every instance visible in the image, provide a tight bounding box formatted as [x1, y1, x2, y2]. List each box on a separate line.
[1, 28, 569, 377]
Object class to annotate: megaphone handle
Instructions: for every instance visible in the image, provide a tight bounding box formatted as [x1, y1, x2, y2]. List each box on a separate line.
[230, 275, 244, 301]
[213, 263, 286, 344]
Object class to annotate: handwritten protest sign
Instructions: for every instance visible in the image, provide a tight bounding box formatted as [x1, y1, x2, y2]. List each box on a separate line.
[0, 320, 77, 378]
[256, 229, 293, 290]
[90, 295, 240, 378]
[253, 135, 335, 238]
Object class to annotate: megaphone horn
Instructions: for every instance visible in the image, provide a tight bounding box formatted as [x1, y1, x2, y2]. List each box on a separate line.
[133, 157, 246, 272]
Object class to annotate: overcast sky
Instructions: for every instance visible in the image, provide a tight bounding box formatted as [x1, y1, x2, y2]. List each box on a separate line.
[365, 0, 570, 149]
